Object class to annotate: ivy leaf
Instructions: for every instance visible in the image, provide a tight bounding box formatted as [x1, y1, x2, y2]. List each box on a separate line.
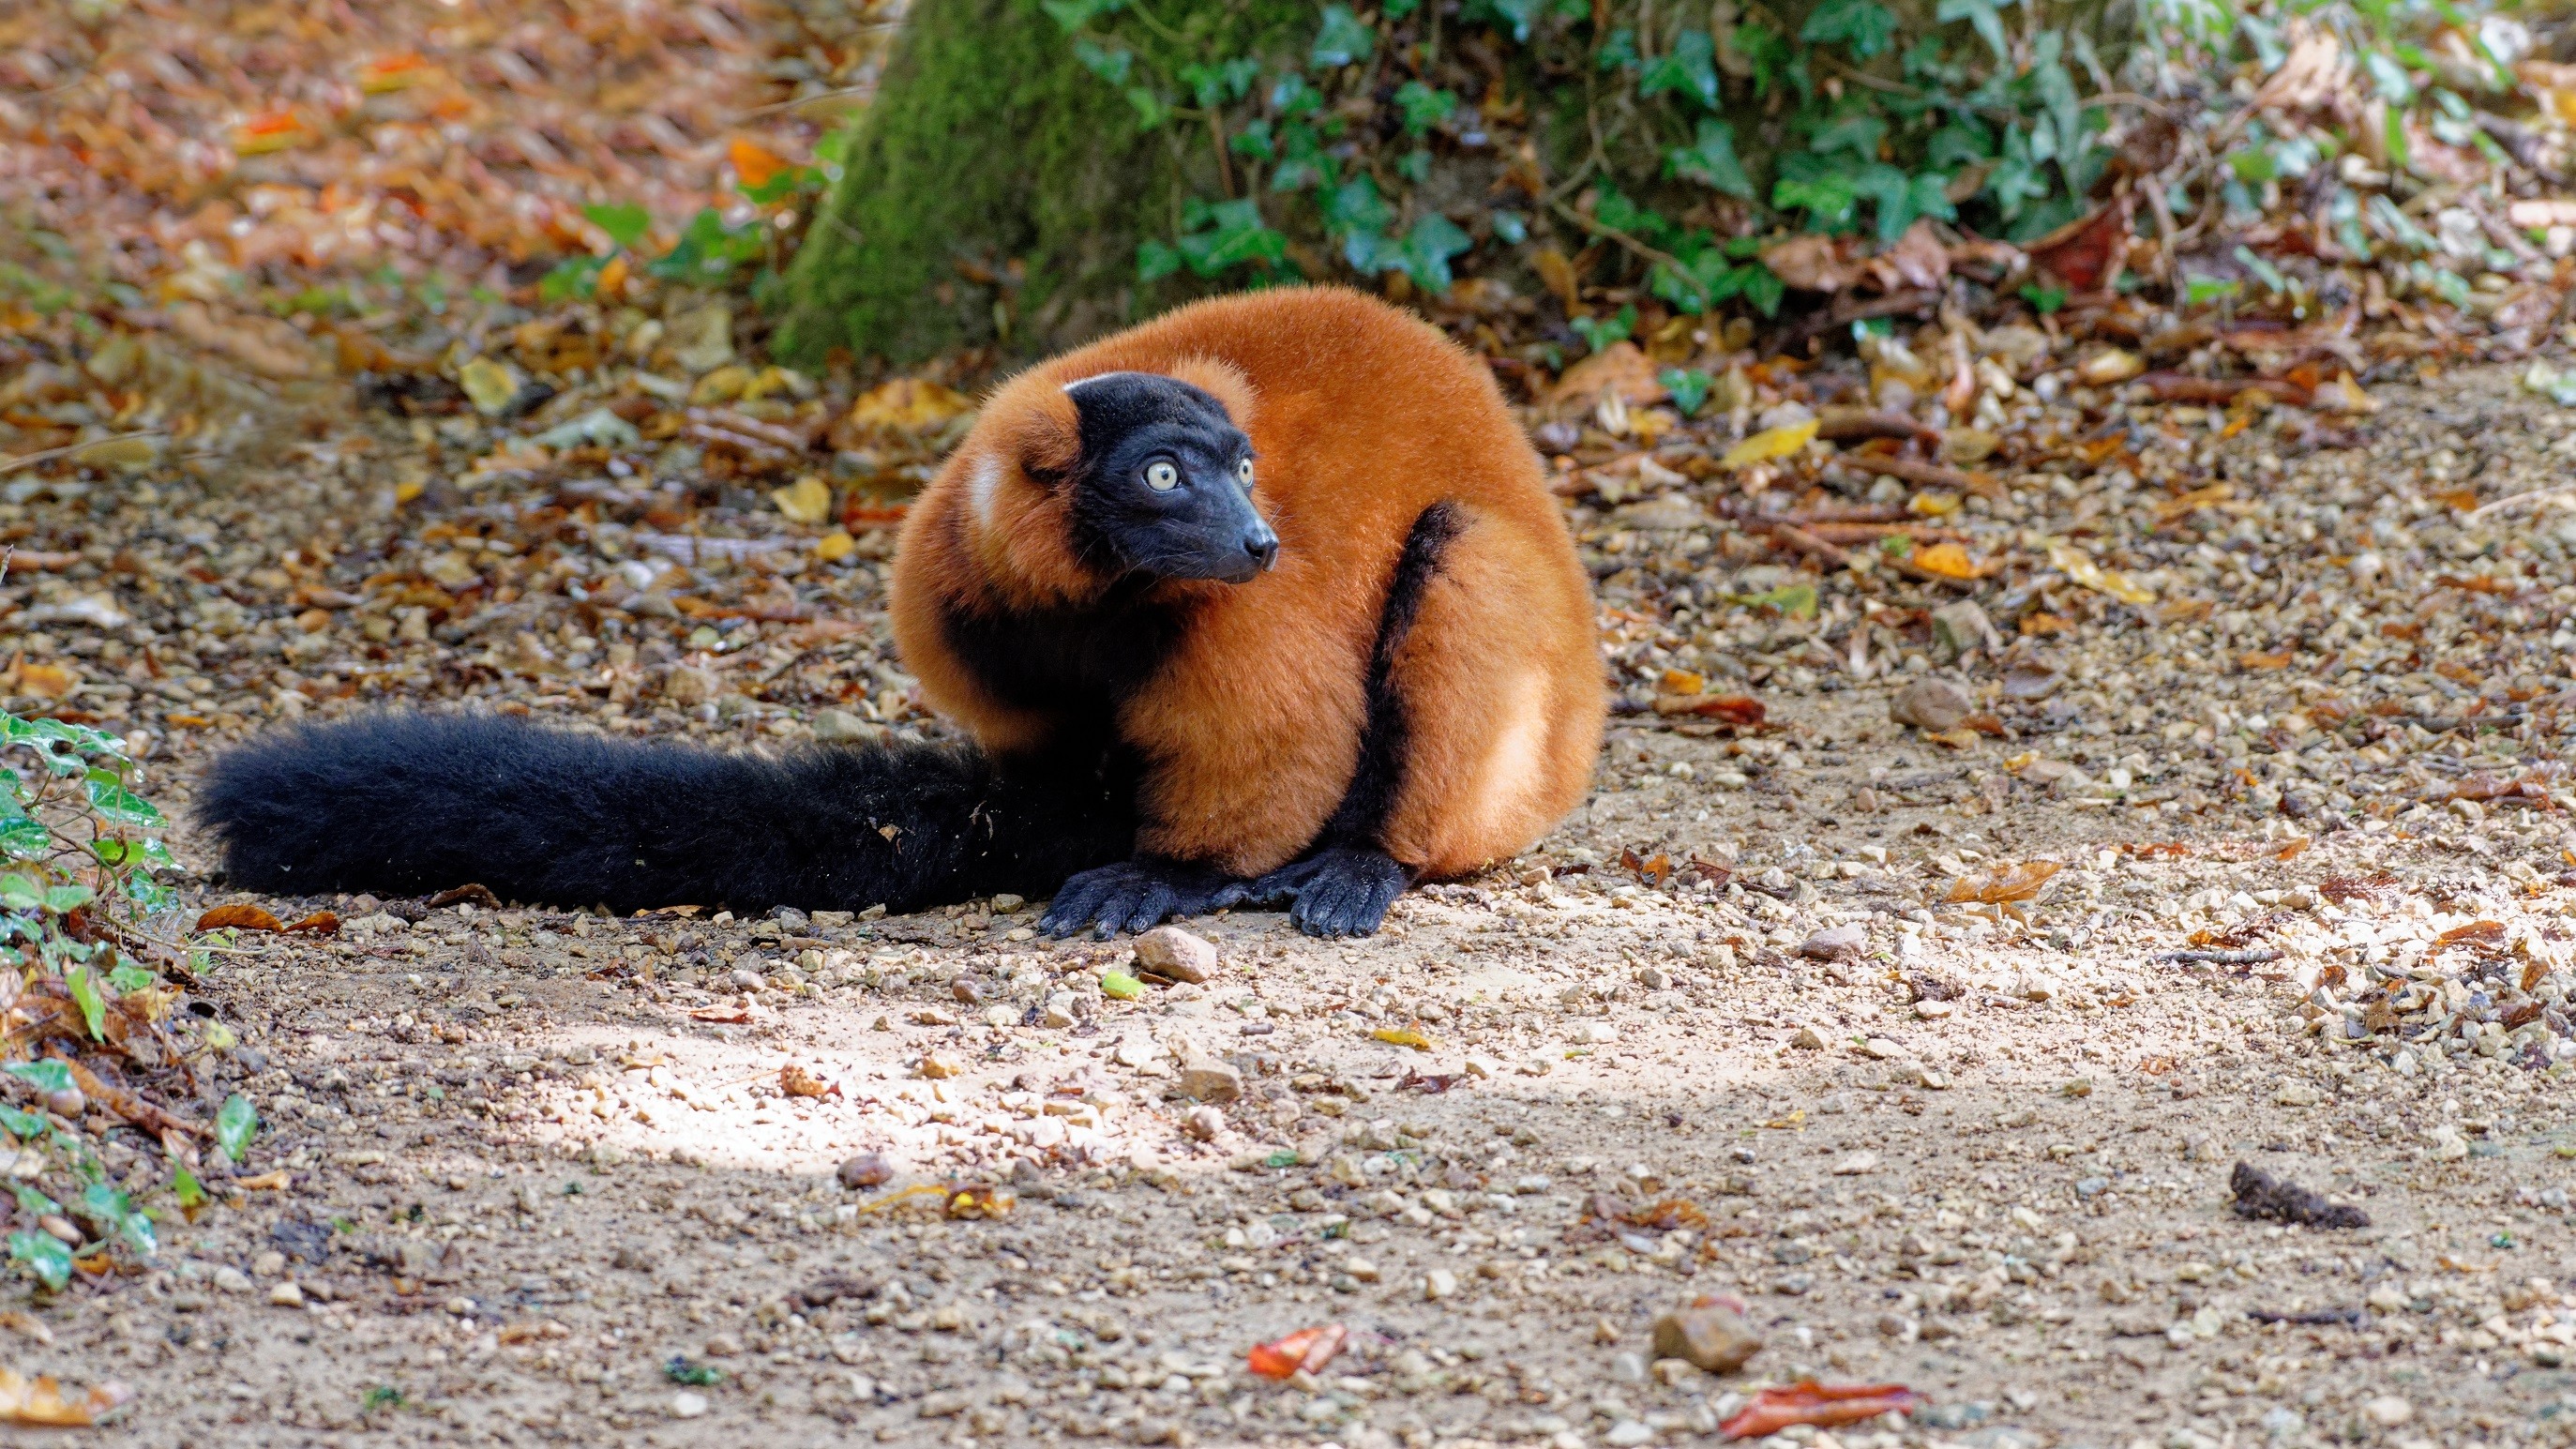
[1935, 0, 2011, 62]
[1175, 202, 1288, 276]
[1074, 38, 1133, 84]
[43, 883, 93, 914]
[1569, 304, 1636, 354]
[3, 1061, 70, 1096]
[1471, 0, 1542, 42]
[82, 1183, 153, 1258]
[1807, 110, 1888, 160]
[580, 203, 651, 251]
[1636, 30, 1720, 109]
[1394, 82, 1458, 138]
[1987, 126, 2051, 219]
[1122, 86, 1172, 130]
[1737, 264, 1785, 317]
[1665, 118, 1754, 199]
[1800, 0, 1897, 59]
[8, 1231, 67, 1291]
[1311, 6, 1375, 68]
[1040, 0, 1124, 29]
[1927, 118, 1995, 170]
[1230, 118, 1276, 162]
[1382, 0, 1420, 15]
[1395, 213, 1473, 293]
[218, 1094, 258, 1163]
[107, 963, 154, 995]
[171, 1164, 205, 1211]
[1596, 27, 1640, 71]
[1773, 173, 1860, 231]
[1660, 368, 1714, 415]
[65, 965, 104, 1041]
[83, 769, 160, 830]
[0, 815, 45, 861]
[1321, 175, 1393, 237]
[0, 1105, 44, 1138]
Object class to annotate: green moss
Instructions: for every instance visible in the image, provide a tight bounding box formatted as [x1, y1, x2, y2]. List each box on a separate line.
[774, 0, 1310, 366]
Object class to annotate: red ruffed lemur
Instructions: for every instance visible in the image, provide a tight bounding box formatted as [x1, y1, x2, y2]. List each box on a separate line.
[199, 287, 1605, 938]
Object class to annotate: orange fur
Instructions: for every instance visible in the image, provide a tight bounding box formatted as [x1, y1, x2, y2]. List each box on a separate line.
[889, 286, 1604, 879]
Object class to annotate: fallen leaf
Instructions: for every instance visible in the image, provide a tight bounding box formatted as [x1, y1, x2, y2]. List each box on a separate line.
[1371, 1025, 1434, 1050]
[944, 1185, 1013, 1219]
[1907, 541, 1986, 579]
[1550, 341, 1664, 410]
[778, 1064, 836, 1098]
[15, 664, 74, 701]
[728, 137, 791, 189]
[2046, 541, 2156, 605]
[1761, 234, 1860, 292]
[843, 379, 973, 437]
[0, 1366, 129, 1426]
[2073, 348, 2144, 385]
[771, 475, 833, 525]
[231, 111, 312, 156]
[1652, 694, 1767, 727]
[1945, 861, 2063, 904]
[283, 911, 339, 935]
[1718, 1381, 1924, 1441]
[1248, 1323, 1348, 1379]
[1722, 419, 1819, 468]
[234, 1170, 292, 1190]
[195, 905, 285, 933]
[458, 357, 521, 416]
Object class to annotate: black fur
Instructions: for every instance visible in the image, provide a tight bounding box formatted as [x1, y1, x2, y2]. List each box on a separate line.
[195, 715, 1135, 915]
[939, 575, 1192, 735]
[1061, 372, 1276, 584]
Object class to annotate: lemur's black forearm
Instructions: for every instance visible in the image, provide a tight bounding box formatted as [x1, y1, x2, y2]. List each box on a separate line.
[195, 715, 1134, 915]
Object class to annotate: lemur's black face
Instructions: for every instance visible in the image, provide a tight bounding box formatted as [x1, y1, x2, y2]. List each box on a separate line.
[1061, 372, 1278, 585]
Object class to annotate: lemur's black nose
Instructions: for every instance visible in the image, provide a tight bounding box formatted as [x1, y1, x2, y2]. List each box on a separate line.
[1244, 527, 1279, 572]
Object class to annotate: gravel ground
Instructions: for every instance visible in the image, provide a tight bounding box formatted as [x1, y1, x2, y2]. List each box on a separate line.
[0, 307, 2571, 1449]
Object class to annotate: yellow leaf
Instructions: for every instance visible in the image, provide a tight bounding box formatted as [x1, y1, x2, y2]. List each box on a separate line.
[815, 530, 856, 561]
[1371, 1026, 1434, 1050]
[847, 378, 974, 435]
[457, 356, 520, 416]
[1907, 491, 1961, 517]
[1659, 668, 1707, 695]
[1946, 860, 2063, 904]
[16, 663, 74, 700]
[1909, 541, 1984, 579]
[2074, 348, 2143, 385]
[0, 1366, 128, 1426]
[2317, 370, 2379, 415]
[2046, 541, 2156, 606]
[1720, 418, 1818, 469]
[771, 475, 833, 526]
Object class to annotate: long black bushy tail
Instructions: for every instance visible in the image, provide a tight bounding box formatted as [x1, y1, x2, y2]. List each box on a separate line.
[194, 715, 1135, 915]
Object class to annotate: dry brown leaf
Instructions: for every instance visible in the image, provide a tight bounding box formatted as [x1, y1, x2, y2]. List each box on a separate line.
[1762, 234, 1860, 292]
[194, 905, 285, 933]
[1945, 861, 2064, 904]
[778, 1064, 836, 1098]
[1549, 341, 1664, 409]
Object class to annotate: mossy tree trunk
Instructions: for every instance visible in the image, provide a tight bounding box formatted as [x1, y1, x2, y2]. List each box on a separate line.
[773, 0, 1311, 367]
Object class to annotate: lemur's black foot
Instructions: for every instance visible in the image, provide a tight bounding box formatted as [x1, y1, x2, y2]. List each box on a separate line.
[1041, 859, 1242, 939]
[1244, 846, 1410, 938]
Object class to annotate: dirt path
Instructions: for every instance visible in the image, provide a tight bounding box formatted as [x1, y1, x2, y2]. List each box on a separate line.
[0, 318, 2566, 1449]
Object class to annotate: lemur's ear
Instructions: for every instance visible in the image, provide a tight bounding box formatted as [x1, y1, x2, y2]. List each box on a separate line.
[1002, 384, 1083, 485]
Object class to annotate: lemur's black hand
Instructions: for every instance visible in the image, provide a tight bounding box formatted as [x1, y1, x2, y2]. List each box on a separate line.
[1242, 846, 1410, 938]
[1041, 859, 1243, 939]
